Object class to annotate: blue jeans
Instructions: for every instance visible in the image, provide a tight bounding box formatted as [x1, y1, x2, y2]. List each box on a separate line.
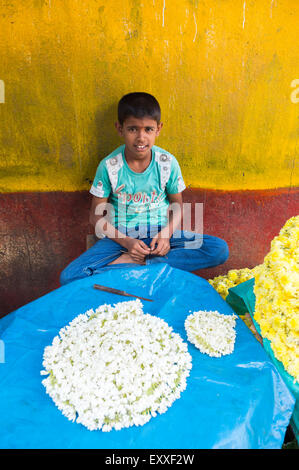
[60, 226, 229, 286]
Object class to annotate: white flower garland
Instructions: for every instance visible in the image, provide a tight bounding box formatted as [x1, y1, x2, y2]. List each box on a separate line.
[185, 310, 237, 357]
[41, 299, 192, 432]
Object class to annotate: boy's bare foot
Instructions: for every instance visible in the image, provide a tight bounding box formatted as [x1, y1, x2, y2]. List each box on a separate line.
[108, 253, 146, 265]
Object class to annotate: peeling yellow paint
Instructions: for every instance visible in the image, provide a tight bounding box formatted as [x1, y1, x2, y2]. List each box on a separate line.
[0, 0, 298, 192]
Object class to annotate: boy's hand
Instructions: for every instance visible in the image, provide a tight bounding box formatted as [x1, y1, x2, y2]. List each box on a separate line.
[150, 234, 171, 257]
[124, 238, 151, 263]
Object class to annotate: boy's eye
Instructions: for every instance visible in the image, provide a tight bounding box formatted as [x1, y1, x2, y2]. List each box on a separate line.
[127, 127, 155, 133]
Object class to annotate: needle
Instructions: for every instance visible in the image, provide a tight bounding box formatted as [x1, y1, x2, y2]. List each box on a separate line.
[93, 284, 153, 302]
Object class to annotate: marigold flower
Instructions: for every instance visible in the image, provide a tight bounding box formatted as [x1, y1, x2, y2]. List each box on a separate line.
[209, 215, 299, 382]
[253, 215, 299, 383]
[208, 265, 262, 300]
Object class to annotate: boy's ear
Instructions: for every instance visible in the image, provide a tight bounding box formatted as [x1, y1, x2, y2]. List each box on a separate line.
[115, 121, 123, 136]
[156, 122, 163, 135]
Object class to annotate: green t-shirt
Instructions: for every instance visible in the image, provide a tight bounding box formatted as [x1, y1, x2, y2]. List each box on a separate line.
[90, 145, 186, 229]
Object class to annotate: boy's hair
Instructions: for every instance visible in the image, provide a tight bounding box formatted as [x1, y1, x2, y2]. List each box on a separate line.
[118, 92, 161, 125]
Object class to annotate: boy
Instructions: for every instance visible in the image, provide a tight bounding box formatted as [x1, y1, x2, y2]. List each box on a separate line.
[60, 92, 228, 285]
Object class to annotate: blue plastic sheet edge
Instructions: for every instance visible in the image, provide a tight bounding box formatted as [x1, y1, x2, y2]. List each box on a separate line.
[0, 264, 295, 449]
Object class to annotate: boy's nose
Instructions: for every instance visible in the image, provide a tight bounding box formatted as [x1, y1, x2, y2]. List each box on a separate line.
[136, 128, 146, 139]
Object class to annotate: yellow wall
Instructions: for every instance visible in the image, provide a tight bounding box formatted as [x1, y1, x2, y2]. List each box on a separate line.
[0, 0, 298, 192]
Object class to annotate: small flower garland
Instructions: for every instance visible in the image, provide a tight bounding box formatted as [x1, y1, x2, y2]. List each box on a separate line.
[41, 299, 192, 432]
[254, 215, 299, 383]
[185, 310, 237, 357]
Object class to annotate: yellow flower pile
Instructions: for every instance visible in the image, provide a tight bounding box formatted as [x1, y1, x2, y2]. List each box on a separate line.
[208, 266, 263, 340]
[208, 265, 262, 300]
[253, 215, 299, 383]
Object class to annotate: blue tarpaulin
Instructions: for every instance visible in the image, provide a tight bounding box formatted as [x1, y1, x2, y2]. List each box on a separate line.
[0, 264, 295, 449]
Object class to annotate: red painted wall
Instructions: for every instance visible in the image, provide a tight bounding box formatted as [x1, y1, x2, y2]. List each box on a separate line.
[0, 188, 298, 317]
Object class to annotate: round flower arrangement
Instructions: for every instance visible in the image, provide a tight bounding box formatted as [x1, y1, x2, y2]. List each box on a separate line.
[253, 215, 299, 383]
[185, 310, 238, 357]
[41, 299, 192, 432]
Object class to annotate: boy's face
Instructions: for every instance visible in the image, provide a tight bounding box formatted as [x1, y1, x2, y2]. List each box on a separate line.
[115, 116, 163, 161]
